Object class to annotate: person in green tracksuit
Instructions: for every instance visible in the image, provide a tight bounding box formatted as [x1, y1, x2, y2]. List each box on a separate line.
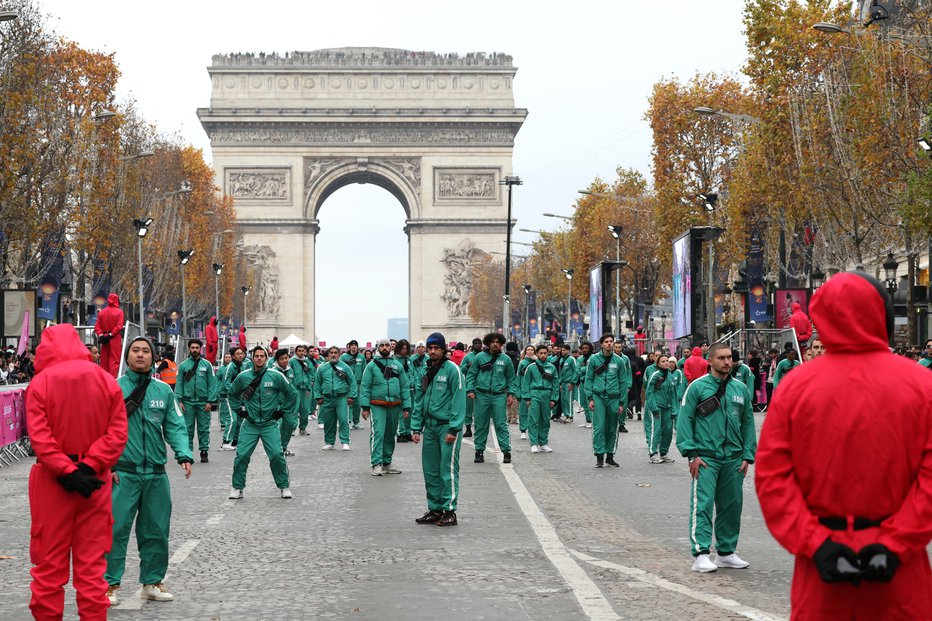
[405, 342, 428, 434]
[554, 343, 579, 423]
[576, 342, 594, 426]
[269, 349, 299, 456]
[219, 347, 247, 449]
[316, 346, 357, 450]
[644, 354, 676, 464]
[174, 339, 218, 463]
[522, 344, 558, 453]
[458, 338, 483, 438]
[729, 352, 756, 398]
[411, 332, 465, 527]
[392, 340, 417, 442]
[105, 337, 193, 605]
[668, 357, 686, 424]
[920, 339, 932, 368]
[289, 345, 316, 435]
[466, 333, 516, 464]
[359, 339, 411, 476]
[516, 345, 537, 439]
[228, 346, 298, 499]
[584, 333, 632, 468]
[676, 343, 756, 573]
[772, 349, 799, 391]
[340, 340, 366, 429]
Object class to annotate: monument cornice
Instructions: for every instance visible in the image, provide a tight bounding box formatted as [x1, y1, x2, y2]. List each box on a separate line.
[235, 219, 320, 235]
[198, 107, 528, 120]
[210, 48, 516, 71]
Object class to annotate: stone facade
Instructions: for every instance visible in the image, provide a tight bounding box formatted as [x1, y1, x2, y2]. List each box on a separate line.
[198, 47, 527, 344]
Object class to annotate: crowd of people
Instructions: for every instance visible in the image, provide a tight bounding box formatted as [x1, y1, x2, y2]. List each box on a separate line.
[0, 347, 35, 385]
[17, 269, 932, 620]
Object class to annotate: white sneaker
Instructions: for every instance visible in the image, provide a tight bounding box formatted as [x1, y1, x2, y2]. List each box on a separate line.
[341, 443, 351, 451]
[141, 583, 174, 601]
[280, 488, 293, 499]
[318, 423, 324, 429]
[661, 454, 676, 463]
[691, 554, 718, 573]
[714, 553, 750, 569]
[106, 584, 120, 606]
[220, 442, 235, 451]
[577, 422, 588, 427]
[228, 488, 243, 499]
[649, 454, 663, 464]
[383, 463, 401, 474]
[371, 465, 383, 476]
[585, 422, 592, 428]
[321, 444, 334, 451]
[520, 432, 527, 439]
[540, 445, 553, 453]
[530, 445, 540, 453]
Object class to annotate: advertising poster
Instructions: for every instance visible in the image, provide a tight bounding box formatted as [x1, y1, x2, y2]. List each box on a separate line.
[775, 289, 808, 329]
[37, 239, 64, 321]
[589, 266, 603, 341]
[672, 232, 691, 339]
[527, 291, 539, 338]
[569, 299, 583, 339]
[747, 228, 771, 322]
[3, 290, 37, 339]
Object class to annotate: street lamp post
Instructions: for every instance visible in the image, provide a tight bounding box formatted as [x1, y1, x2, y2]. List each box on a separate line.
[133, 218, 153, 334]
[212, 263, 225, 323]
[699, 193, 719, 341]
[500, 175, 522, 340]
[884, 252, 899, 346]
[562, 269, 574, 340]
[178, 249, 194, 337]
[241, 286, 250, 331]
[523, 284, 532, 346]
[608, 225, 623, 337]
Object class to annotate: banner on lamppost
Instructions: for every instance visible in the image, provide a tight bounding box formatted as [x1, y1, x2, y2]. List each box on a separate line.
[747, 227, 771, 323]
[37, 239, 65, 321]
[569, 298, 584, 340]
[527, 290, 539, 338]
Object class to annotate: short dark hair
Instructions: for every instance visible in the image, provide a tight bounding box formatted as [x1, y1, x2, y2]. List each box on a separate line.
[708, 343, 731, 358]
[483, 333, 506, 347]
[327, 346, 340, 355]
[599, 333, 614, 344]
[250, 345, 266, 356]
[535, 344, 550, 354]
[229, 347, 242, 356]
[189, 339, 202, 347]
[395, 339, 411, 355]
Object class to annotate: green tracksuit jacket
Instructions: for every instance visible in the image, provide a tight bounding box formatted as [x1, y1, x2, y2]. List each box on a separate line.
[174, 356, 218, 404]
[583, 353, 633, 402]
[230, 364, 298, 424]
[116, 371, 193, 471]
[920, 356, 932, 369]
[675, 374, 756, 462]
[339, 352, 366, 391]
[359, 356, 412, 410]
[772, 358, 799, 390]
[412, 359, 466, 432]
[289, 357, 315, 392]
[314, 361, 358, 400]
[731, 363, 755, 397]
[464, 352, 517, 395]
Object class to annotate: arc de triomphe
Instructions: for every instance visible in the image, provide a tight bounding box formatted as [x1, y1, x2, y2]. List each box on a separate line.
[197, 48, 527, 344]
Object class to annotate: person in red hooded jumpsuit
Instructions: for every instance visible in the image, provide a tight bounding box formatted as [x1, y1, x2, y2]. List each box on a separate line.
[93, 293, 124, 378]
[238, 325, 247, 351]
[756, 272, 932, 620]
[205, 316, 219, 365]
[27, 323, 128, 621]
[789, 301, 813, 357]
[682, 347, 708, 384]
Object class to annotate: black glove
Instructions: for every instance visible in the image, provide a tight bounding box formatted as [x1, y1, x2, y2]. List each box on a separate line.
[858, 544, 900, 583]
[272, 410, 284, 420]
[237, 407, 248, 419]
[57, 462, 105, 499]
[813, 538, 861, 585]
[98, 334, 111, 345]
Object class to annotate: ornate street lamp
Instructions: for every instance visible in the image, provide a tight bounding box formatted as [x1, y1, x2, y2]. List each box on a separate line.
[883, 252, 899, 294]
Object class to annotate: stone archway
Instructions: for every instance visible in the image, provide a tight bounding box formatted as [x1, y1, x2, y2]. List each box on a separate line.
[198, 47, 527, 343]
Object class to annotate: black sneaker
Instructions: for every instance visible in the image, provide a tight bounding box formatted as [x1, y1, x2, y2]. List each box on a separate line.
[474, 450, 484, 463]
[637, 413, 642, 421]
[231, 440, 238, 447]
[605, 454, 620, 467]
[463, 425, 473, 438]
[415, 510, 442, 524]
[436, 511, 458, 527]
[619, 426, 629, 433]
[200, 451, 209, 463]
[503, 451, 512, 464]
[396, 435, 409, 443]
[595, 454, 604, 468]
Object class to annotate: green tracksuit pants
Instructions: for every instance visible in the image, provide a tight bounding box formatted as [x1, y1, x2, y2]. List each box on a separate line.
[220, 398, 236, 444]
[560, 384, 574, 420]
[582, 384, 592, 423]
[231, 414, 244, 444]
[280, 407, 298, 452]
[369, 405, 401, 467]
[644, 407, 668, 456]
[518, 399, 529, 432]
[397, 390, 413, 436]
[527, 391, 552, 446]
[181, 400, 210, 452]
[350, 399, 362, 426]
[297, 389, 312, 431]
[472, 392, 511, 452]
[232, 419, 290, 490]
[659, 408, 673, 456]
[591, 394, 620, 455]
[319, 396, 350, 446]
[464, 396, 474, 427]
[105, 471, 172, 586]
[421, 418, 462, 512]
[688, 456, 746, 557]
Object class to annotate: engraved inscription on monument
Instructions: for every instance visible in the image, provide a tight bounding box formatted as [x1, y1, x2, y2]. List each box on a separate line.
[225, 168, 292, 203]
[434, 168, 500, 204]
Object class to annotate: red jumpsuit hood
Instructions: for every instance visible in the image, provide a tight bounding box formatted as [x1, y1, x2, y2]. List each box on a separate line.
[34, 324, 92, 374]
[107, 293, 120, 307]
[239, 326, 245, 334]
[691, 347, 702, 357]
[810, 272, 889, 354]
[791, 302, 801, 312]
[209, 316, 217, 326]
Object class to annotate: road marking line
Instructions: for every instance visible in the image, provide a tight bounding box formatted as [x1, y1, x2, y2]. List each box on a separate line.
[568, 549, 787, 621]
[473, 436, 619, 620]
[205, 513, 225, 526]
[169, 539, 200, 564]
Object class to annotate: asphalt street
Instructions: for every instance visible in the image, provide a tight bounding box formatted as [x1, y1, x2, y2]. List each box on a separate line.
[0, 409, 795, 620]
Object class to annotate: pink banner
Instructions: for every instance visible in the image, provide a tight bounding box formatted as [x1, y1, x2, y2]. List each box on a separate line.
[12, 389, 24, 441]
[1, 392, 14, 446]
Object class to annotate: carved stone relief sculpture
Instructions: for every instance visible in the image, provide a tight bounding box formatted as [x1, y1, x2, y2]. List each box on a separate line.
[240, 244, 281, 319]
[440, 240, 488, 318]
[226, 169, 290, 201]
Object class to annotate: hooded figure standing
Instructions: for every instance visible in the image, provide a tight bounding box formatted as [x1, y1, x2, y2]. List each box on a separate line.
[27, 324, 128, 621]
[238, 326, 247, 351]
[756, 273, 932, 620]
[94, 293, 125, 378]
[205, 317, 219, 365]
[105, 337, 193, 606]
[683, 347, 709, 384]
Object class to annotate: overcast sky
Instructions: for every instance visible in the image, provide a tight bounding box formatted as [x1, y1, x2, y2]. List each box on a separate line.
[41, 0, 750, 345]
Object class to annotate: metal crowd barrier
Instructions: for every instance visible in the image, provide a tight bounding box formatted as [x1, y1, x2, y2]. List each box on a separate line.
[0, 385, 29, 467]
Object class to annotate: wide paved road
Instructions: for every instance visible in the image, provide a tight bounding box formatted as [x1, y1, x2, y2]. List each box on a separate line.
[0, 411, 794, 620]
